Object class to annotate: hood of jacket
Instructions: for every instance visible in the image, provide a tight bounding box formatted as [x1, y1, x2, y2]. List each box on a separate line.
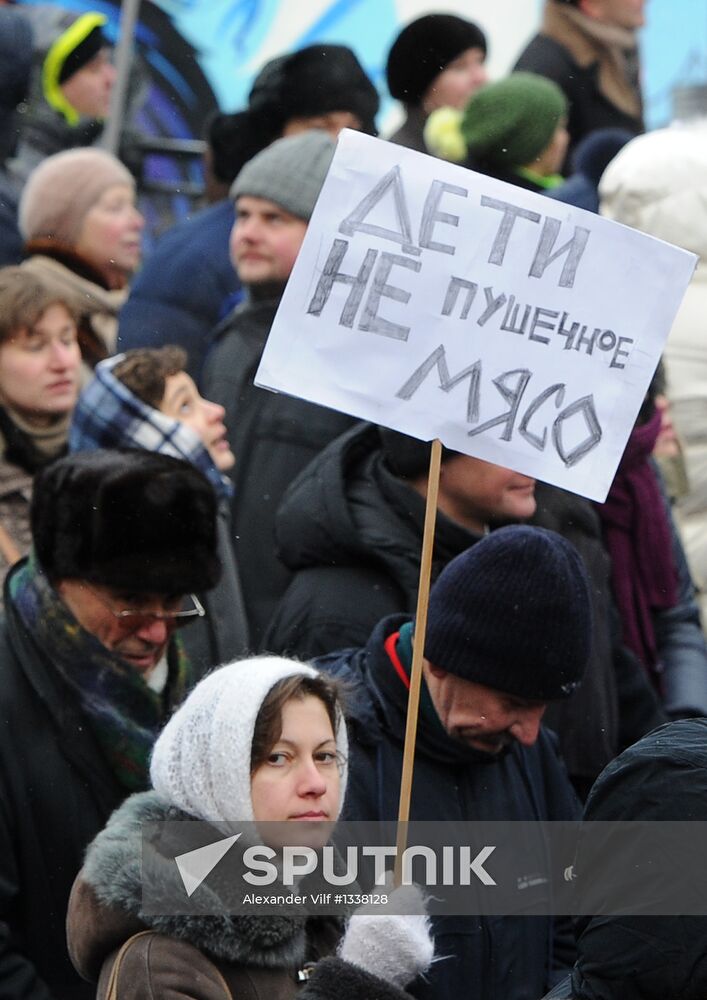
[315, 613, 513, 768]
[599, 124, 707, 261]
[78, 791, 319, 971]
[565, 719, 707, 999]
[275, 422, 477, 607]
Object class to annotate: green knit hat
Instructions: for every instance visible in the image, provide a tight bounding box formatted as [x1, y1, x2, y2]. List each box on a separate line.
[461, 72, 567, 168]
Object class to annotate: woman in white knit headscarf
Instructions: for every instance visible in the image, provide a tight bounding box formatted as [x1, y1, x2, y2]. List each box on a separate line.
[67, 656, 434, 1000]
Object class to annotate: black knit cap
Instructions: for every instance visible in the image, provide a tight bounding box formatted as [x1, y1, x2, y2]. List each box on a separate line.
[378, 427, 457, 479]
[386, 13, 487, 105]
[424, 525, 592, 701]
[31, 449, 221, 594]
[58, 24, 107, 84]
[247, 44, 379, 139]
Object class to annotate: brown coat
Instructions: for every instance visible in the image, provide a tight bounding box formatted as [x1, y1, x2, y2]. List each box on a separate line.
[67, 792, 416, 1000]
[69, 879, 342, 1000]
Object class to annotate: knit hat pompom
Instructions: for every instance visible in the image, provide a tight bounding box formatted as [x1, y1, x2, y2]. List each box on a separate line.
[150, 657, 349, 823]
[386, 14, 487, 105]
[19, 147, 134, 246]
[424, 106, 467, 163]
[424, 525, 592, 701]
[461, 72, 568, 168]
[230, 129, 335, 221]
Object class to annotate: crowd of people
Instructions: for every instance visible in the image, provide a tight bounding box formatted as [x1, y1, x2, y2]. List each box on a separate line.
[0, 1, 706, 998]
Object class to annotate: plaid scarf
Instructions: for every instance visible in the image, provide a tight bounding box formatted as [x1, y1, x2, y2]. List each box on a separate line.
[69, 354, 233, 501]
[10, 555, 194, 791]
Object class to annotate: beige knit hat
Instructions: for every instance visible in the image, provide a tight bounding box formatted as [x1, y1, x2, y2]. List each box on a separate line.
[18, 148, 135, 246]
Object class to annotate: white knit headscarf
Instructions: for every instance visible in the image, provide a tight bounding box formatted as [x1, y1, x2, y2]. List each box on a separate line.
[150, 656, 348, 823]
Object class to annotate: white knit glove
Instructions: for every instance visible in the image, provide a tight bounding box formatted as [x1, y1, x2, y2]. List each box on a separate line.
[338, 875, 434, 989]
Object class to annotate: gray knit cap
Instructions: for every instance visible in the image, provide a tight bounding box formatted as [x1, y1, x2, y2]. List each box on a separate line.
[230, 130, 335, 221]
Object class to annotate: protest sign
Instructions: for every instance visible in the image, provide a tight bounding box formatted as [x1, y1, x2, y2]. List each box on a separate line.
[255, 129, 696, 501]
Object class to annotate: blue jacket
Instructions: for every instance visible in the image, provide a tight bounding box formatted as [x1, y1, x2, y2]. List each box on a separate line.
[117, 200, 241, 379]
[314, 615, 581, 1000]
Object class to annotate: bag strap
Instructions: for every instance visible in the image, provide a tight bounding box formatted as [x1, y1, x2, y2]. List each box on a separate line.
[104, 931, 155, 1000]
[103, 930, 235, 1000]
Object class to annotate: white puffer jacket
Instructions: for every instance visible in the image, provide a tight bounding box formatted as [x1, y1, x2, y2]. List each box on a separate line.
[600, 123, 707, 616]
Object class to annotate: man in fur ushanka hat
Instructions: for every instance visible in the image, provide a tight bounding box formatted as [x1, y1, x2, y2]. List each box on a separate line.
[0, 448, 220, 999]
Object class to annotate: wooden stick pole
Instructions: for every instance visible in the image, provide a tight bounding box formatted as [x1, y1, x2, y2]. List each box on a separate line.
[394, 438, 442, 887]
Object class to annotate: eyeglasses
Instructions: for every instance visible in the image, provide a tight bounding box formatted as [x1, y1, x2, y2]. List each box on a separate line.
[85, 585, 206, 628]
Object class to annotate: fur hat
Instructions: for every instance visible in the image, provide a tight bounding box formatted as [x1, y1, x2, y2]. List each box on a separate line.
[31, 449, 220, 593]
[18, 147, 134, 246]
[461, 72, 568, 168]
[247, 44, 379, 138]
[150, 656, 348, 823]
[424, 525, 592, 701]
[386, 14, 487, 105]
[230, 130, 335, 221]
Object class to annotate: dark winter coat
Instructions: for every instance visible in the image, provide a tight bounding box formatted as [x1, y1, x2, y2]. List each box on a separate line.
[513, 2, 643, 168]
[264, 423, 665, 788]
[118, 200, 241, 380]
[0, 174, 23, 266]
[543, 718, 707, 999]
[387, 106, 429, 154]
[201, 294, 355, 647]
[547, 128, 634, 213]
[314, 615, 581, 1000]
[0, 567, 127, 999]
[0, 5, 32, 166]
[67, 791, 418, 1000]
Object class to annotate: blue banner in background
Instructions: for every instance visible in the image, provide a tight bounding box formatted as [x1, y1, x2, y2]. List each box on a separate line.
[15, 0, 707, 239]
[17, 0, 707, 130]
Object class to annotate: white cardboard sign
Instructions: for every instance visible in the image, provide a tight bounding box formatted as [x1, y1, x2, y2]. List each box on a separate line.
[255, 129, 696, 502]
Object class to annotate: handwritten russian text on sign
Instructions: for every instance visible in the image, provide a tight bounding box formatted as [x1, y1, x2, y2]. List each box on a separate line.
[255, 130, 696, 501]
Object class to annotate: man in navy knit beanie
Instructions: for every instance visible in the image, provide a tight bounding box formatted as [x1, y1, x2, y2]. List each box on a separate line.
[314, 524, 592, 1000]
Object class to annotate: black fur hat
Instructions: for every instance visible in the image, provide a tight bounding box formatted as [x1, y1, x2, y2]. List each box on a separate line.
[247, 44, 379, 138]
[386, 13, 487, 105]
[31, 450, 221, 593]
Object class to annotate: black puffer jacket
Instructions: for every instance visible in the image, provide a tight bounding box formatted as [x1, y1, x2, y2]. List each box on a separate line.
[543, 718, 707, 999]
[264, 422, 479, 659]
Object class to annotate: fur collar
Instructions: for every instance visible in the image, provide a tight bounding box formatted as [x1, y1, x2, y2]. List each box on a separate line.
[81, 791, 319, 968]
[543, 1, 642, 119]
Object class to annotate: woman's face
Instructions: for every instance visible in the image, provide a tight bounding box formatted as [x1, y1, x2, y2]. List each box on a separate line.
[73, 183, 144, 288]
[0, 303, 81, 424]
[422, 46, 488, 113]
[250, 695, 341, 841]
[160, 371, 235, 471]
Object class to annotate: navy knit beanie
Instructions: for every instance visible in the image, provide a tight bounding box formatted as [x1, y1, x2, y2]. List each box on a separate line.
[386, 14, 487, 105]
[424, 525, 591, 701]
